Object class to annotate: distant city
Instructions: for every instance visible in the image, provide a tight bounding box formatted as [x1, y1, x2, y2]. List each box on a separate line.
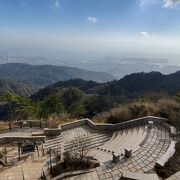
[0, 54, 179, 79]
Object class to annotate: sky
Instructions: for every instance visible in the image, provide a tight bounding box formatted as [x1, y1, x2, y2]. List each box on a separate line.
[0, 0, 180, 59]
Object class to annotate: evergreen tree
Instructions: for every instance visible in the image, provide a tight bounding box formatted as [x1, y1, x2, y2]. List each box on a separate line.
[0, 91, 17, 120]
[38, 95, 64, 120]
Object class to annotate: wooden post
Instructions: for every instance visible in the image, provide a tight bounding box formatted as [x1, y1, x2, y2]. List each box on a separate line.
[19, 122, 22, 128]
[13, 142, 15, 150]
[5, 156, 7, 164]
[33, 140, 39, 157]
[49, 149, 52, 174]
[9, 122, 11, 130]
[18, 142, 22, 161]
[30, 121, 32, 128]
[36, 142, 39, 157]
[21, 165, 25, 180]
[42, 143, 44, 156]
[40, 121, 42, 129]
[18, 145, 21, 161]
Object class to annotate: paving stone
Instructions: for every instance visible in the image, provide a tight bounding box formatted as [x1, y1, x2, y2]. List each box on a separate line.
[122, 166, 128, 171]
[127, 164, 133, 169]
[129, 167, 137, 172]
[99, 175, 106, 180]
[112, 170, 120, 176]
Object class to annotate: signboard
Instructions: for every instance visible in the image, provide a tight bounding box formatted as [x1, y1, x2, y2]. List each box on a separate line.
[21, 144, 35, 154]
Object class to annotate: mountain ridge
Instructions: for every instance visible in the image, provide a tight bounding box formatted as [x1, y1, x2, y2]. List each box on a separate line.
[31, 71, 180, 101]
[0, 63, 114, 87]
[0, 78, 37, 96]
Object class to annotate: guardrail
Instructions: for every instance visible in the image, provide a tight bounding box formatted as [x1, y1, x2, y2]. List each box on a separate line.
[0, 120, 45, 133]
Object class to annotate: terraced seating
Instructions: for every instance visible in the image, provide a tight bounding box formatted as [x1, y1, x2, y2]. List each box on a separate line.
[43, 135, 63, 154]
[61, 125, 112, 152]
[45, 117, 175, 180]
[88, 125, 148, 163]
[62, 124, 172, 180]
[94, 125, 172, 180]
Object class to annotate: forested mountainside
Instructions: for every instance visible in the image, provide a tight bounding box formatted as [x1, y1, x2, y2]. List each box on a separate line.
[0, 63, 113, 87]
[32, 71, 180, 101]
[0, 78, 37, 96]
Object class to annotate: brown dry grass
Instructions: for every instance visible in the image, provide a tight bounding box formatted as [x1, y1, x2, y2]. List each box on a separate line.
[0, 121, 9, 130]
[93, 98, 180, 129]
[45, 116, 77, 128]
[93, 100, 159, 124]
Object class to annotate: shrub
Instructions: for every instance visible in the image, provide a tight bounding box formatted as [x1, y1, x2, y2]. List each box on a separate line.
[93, 97, 180, 130]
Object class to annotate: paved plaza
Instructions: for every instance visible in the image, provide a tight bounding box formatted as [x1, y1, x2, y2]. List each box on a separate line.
[0, 152, 49, 180]
[0, 128, 43, 138]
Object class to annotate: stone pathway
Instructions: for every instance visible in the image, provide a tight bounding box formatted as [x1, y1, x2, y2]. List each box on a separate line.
[0, 128, 43, 138]
[0, 154, 49, 180]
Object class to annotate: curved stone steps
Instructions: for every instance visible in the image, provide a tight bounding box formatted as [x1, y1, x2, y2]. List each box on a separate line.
[109, 128, 135, 153]
[88, 125, 149, 163]
[64, 135, 111, 152]
[103, 129, 128, 150]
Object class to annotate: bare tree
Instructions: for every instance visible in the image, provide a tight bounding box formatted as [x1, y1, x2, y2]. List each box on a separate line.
[64, 133, 92, 162]
[51, 133, 98, 176]
[0, 147, 7, 166]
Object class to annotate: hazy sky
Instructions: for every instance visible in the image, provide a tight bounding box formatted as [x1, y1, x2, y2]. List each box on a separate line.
[0, 0, 180, 58]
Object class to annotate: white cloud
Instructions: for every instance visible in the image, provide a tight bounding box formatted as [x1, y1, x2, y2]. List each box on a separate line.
[54, 0, 61, 8]
[164, 0, 180, 8]
[139, 31, 151, 38]
[139, 0, 158, 9]
[86, 17, 98, 23]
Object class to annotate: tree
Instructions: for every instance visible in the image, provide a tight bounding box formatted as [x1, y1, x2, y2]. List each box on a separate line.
[0, 91, 38, 120]
[68, 102, 86, 117]
[62, 88, 84, 108]
[64, 133, 92, 162]
[86, 96, 109, 117]
[38, 95, 64, 120]
[14, 96, 36, 120]
[0, 91, 17, 120]
[62, 88, 85, 117]
[0, 147, 7, 166]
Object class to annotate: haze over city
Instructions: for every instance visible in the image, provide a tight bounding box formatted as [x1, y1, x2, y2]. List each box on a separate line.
[0, 0, 180, 63]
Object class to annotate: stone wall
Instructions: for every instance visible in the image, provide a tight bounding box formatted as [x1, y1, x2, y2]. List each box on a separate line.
[0, 116, 168, 143]
[60, 116, 168, 132]
[86, 116, 167, 131]
[44, 128, 61, 136]
[60, 119, 87, 131]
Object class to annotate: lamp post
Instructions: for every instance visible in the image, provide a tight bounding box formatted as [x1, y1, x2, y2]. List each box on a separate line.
[49, 149, 52, 174]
